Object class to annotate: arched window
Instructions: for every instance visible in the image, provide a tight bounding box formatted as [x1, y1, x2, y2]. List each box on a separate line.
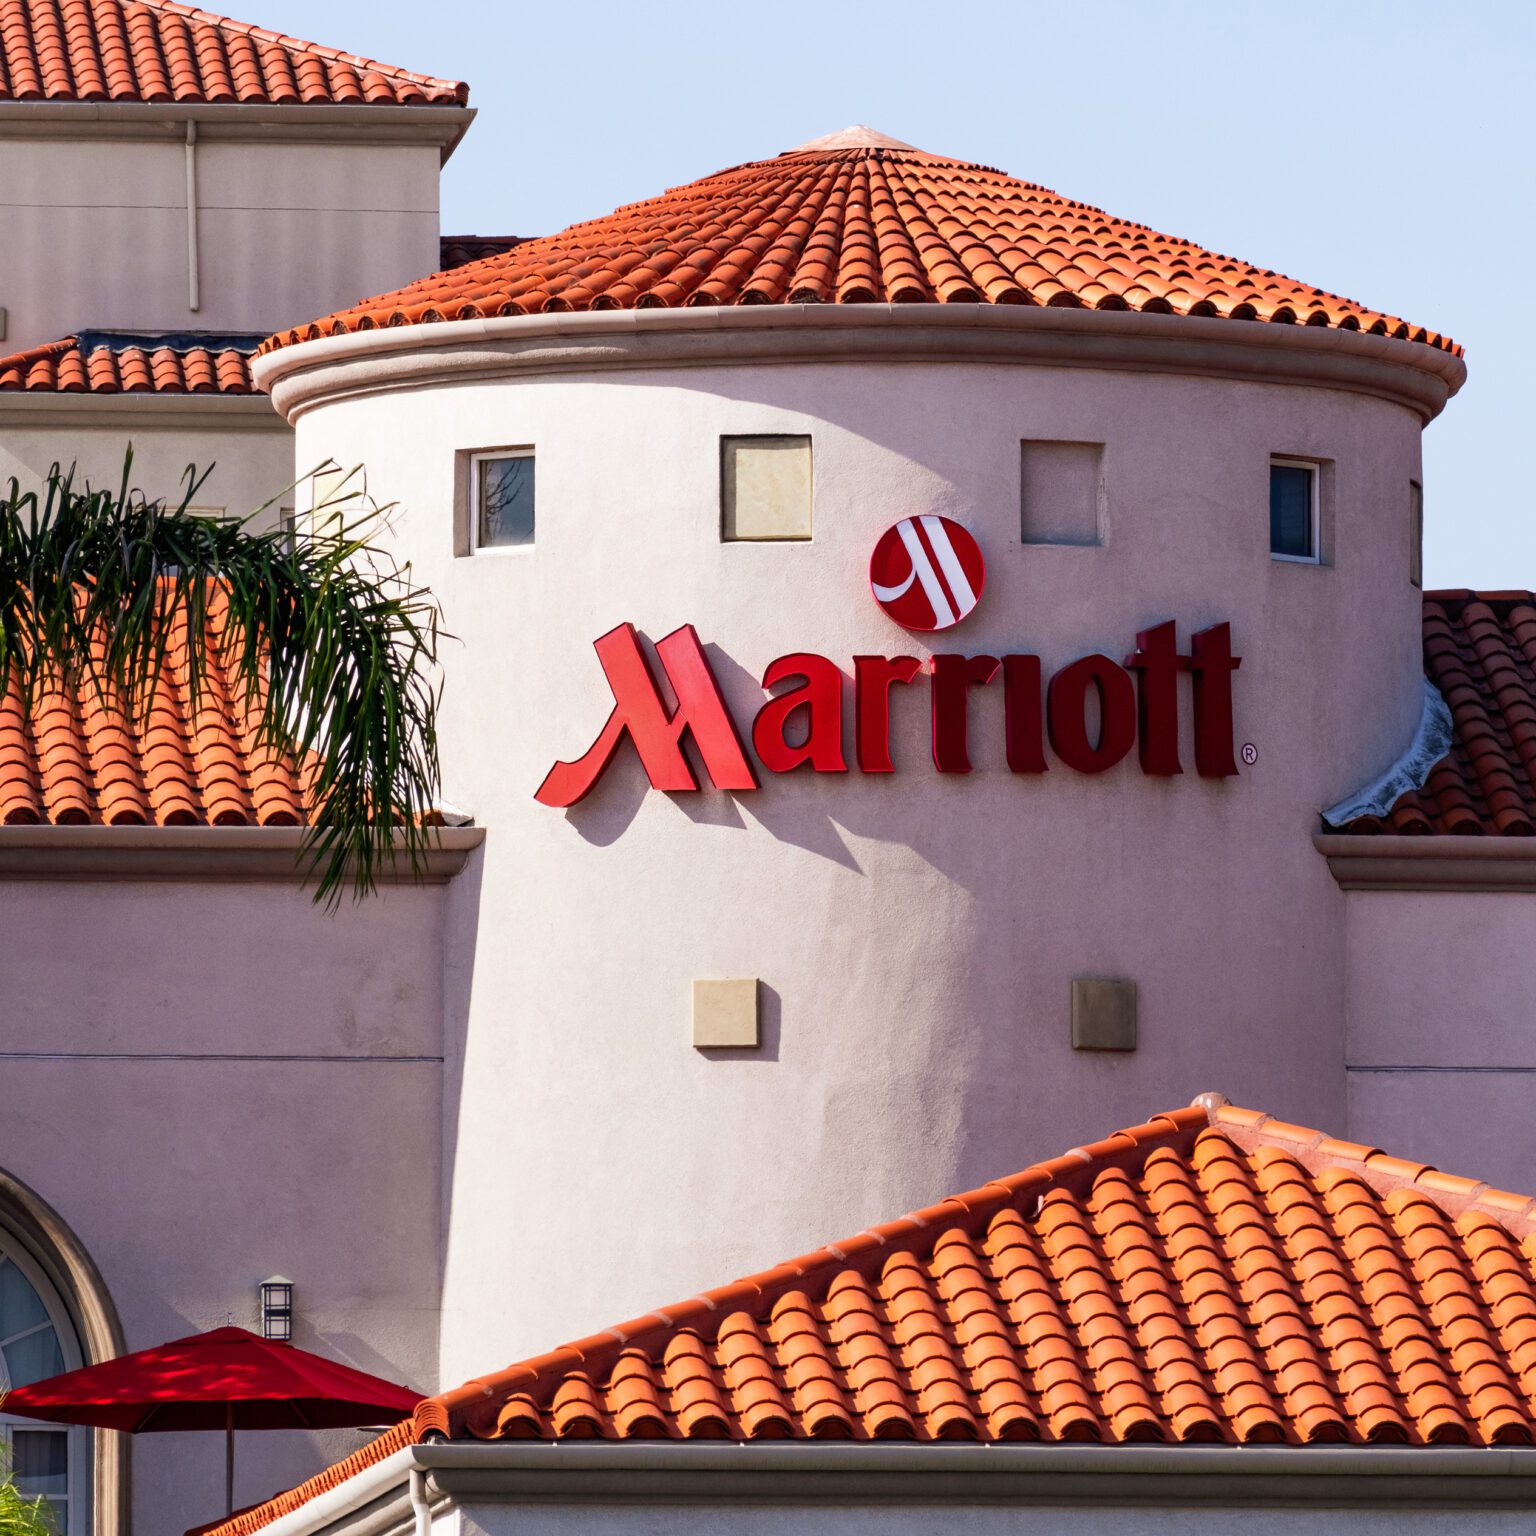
[0, 1169, 125, 1536]
[0, 1231, 89, 1531]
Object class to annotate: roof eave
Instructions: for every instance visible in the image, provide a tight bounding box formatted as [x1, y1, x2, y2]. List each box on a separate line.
[0, 101, 475, 160]
[254, 304, 1468, 429]
[241, 1440, 1536, 1536]
[0, 824, 483, 884]
[1315, 832, 1536, 892]
[0, 391, 283, 432]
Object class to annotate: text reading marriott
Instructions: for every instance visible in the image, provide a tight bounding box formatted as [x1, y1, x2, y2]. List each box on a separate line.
[535, 620, 1242, 807]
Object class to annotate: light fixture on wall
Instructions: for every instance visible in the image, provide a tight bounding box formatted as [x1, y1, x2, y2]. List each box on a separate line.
[259, 1276, 293, 1342]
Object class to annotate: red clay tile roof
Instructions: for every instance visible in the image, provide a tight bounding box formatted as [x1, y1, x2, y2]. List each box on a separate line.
[210, 1095, 1536, 1535]
[1338, 591, 1536, 836]
[0, 332, 262, 395]
[0, 624, 309, 826]
[439, 235, 524, 272]
[263, 126, 1457, 353]
[0, 0, 466, 105]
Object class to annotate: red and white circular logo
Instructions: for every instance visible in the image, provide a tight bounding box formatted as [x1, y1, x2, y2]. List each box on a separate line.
[869, 516, 985, 632]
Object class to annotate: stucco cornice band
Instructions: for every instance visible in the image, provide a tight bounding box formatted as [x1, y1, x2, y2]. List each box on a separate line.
[0, 824, 483, 883]
[1315, 834, 1536, 891]
[253, 1441, 1536, 1536]
[0, 393, 284, 432]
[254, 304, 1466, 426]
[0, 102, 476, 157]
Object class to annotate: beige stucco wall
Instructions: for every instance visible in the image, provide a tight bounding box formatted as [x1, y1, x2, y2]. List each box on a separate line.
[0, 875, 448, 1536]
[282, 335, 1431, 1379]
[0, 132, 443, 352]
[1344, 889, 1536, 1192]
[0, 406, 294, 531]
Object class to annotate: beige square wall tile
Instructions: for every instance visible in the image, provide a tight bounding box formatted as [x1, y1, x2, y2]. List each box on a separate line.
[722, 436, 811, 541]
[1071, 978, 1137, 1051]
[693, 978, 760, 1048]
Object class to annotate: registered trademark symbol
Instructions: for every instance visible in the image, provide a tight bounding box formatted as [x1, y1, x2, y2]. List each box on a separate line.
[1241, 742, 1258, 766]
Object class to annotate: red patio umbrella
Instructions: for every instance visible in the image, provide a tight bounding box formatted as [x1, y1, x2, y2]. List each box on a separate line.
[1, 1325, 420, 1516]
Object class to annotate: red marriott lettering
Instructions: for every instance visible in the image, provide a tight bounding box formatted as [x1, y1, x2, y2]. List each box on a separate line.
[535, 620, 1241, 808]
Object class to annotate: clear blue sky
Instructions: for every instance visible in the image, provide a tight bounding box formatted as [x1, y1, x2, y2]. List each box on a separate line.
[258, 0, 1532, 589]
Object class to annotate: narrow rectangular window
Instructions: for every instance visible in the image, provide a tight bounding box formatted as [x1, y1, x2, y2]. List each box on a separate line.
[1269, 458, 1319, 562]
[1021, 440, 1103, 546]
[474, 450, 535, 549]
[721, 435, 812, 541]
[1409, 479, 1424, 588]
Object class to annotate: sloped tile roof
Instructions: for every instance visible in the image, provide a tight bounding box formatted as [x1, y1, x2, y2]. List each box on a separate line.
[0, 0, 466, 105]
[0, 623, 309, 826]
[1338, 591, 1536, 836]
[0, 332, 262, 394]
[263, 128, 1457, 353]
[209, 1096, 1536, 1535]
[439, 235, 524, 272]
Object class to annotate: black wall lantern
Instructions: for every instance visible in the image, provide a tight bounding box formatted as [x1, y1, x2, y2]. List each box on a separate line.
[260, 1276, 293, 1342]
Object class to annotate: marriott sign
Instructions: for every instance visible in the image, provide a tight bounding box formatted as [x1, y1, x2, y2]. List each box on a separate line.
[536, 517, 1240, 808]
[535, 619, 1242, 808]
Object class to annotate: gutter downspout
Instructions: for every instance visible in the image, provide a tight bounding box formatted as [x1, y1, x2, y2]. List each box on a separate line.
[185, 119, 200, 313]
[407, 1468, 430, 1536]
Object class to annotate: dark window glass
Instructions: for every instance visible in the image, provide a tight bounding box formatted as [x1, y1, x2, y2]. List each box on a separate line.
[1270, 462, 1315, 559]
[477, 455, 535, 548]
[13, 1430, 67, 1497]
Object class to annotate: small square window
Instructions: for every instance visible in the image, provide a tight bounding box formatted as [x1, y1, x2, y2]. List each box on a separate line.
[474, 451, 535, 549]
[1269, 458, 1319, 563]
[1409, 480, 1424, 589]
[721, 435, 811, 541]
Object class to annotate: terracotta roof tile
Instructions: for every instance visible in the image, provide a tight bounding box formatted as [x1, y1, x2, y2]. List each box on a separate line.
[267, 129, 1456, 354]
[1339, 591, 1536, 835]
[0, 331, 262, 394]
[209, 1096, 1536, 1536]
[0, 613, 308, 828]
[0, 0, 465, 105]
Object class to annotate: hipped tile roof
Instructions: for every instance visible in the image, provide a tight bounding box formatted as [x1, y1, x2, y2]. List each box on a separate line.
[210, 1096, 1536, 1535]
[1339, 591, 1536, 836]
[263, 128, 1457, 354]
[0, 620, 309, 826]
[0, 332, 262, 395]
[0, 0, 466, 105]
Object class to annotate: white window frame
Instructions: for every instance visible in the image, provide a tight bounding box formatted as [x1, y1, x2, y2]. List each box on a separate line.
[0, 1234, 89, 1533]
[1269, 456, 1321, 565]
[470, 448, 536, 555]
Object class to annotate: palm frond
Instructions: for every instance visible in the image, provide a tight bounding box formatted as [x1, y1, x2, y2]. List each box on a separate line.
[0, 455, 444, 905]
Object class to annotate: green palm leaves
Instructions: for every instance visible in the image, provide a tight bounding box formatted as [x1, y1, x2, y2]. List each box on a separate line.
[0, 457, 443, 905]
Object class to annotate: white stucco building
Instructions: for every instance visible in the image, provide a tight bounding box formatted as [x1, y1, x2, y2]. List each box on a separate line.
[5, 7, 1536, 1536]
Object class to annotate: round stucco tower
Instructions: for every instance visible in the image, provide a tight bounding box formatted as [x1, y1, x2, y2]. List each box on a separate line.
[257, 129, 1463, 1378]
